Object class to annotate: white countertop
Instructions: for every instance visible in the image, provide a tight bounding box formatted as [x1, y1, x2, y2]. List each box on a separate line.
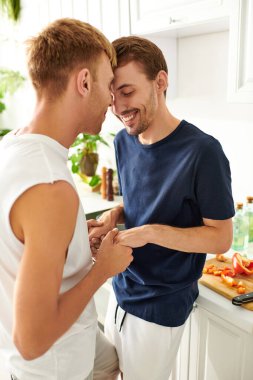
[73, 174, 122, 215]
[80, 192, 122, 215]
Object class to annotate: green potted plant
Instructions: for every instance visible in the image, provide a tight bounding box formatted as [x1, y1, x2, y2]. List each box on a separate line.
[69, 133, 110, 188]
[0, 0, 21, 21]
[0, 68, 25, 136]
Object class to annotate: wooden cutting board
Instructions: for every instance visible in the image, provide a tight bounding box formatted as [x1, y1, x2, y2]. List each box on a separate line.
[199, 257, 253, 311]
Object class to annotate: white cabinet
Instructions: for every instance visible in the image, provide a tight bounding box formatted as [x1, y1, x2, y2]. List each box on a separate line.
[228, 0, 253, 103]
[86, 0, 130, 41]
[0, 0, 127, 52]
[129, 0, 230, 36]
[188, 305, 253, 380]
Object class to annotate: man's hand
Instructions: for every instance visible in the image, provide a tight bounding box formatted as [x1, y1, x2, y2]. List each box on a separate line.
[115, 226, 149, 248]
[86, 219, 104, 257]
[89, 210, 116, 239]
[89, 208, 122, 257]
[87, 219, 104, 233]
[95, 228, 133, 277]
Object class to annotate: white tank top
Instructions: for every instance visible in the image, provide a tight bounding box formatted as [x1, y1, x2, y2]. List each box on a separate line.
[0, 133, 97, 379]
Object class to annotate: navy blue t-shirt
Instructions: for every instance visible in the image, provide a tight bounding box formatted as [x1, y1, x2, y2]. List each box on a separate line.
[113, 120, 234, 327]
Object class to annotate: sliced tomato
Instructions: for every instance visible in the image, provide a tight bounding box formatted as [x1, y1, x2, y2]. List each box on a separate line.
[221, 274, 238, 287]
[237, 286, 246, 294]
[216, 254, 227, 262]
[221, 268, 235, 277]
[232, 253, 253, 275]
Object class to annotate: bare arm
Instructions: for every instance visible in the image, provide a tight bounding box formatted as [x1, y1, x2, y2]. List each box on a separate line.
[115, 218, 233, 254]
[10, 182, 132, 360]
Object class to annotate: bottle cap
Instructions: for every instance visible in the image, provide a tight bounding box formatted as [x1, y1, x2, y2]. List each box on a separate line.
[236, 202, 243, 209]
[246, 196, 253, 203]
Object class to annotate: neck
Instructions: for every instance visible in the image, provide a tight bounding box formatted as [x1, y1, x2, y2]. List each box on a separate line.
[21, 96, 80, 148]
[138, 103, 181, 145]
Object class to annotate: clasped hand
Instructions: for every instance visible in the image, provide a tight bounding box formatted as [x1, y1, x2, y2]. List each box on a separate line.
[88, 218, 148, 258]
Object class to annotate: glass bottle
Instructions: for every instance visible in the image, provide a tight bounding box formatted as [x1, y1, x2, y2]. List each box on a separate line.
[245, 196, 253, 259]
[232, 202, 249, 252]
[245, 196, 253, 243]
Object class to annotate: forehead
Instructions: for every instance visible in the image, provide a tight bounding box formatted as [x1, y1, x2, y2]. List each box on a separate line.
[113, 61, 148, 88]
[96, 52, 114, 79]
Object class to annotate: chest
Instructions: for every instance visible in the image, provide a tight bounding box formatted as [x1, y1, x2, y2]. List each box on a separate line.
[117, 145, 201, 226]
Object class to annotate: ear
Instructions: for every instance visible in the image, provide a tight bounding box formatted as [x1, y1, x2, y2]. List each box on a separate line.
[77, 68, 91, 96]
[155, 70, 168, 94]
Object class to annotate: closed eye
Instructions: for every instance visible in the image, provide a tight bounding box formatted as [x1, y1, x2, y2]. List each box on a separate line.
[122, 91, 133, 97]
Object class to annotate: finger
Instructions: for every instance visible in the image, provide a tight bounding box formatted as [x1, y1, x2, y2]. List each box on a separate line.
[104, 228, 119, 242]
[114, 232, 124, 243]
[93, 241, 101, 249]
[87, 219, 104, 228]
[90, 237, 101, 245]
[90, 239, 101, 250]
[89, 228, 102, 239]
[91, 246, 98, 257]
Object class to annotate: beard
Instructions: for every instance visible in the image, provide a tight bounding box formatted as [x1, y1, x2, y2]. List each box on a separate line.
[125, 118, 149, 136]
[125, 89, 157, 136]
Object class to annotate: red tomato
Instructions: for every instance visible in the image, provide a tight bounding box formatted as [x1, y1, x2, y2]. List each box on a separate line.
[232, 253, 253, 275]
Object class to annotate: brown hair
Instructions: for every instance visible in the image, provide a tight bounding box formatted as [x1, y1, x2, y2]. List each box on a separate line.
[112, 36, 168, 80]
[26, 18, 116, 97]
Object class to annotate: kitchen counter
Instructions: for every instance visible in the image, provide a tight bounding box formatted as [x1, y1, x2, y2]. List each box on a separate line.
[199, 252, 253, 334]
[197, 283, 253, 334]
[74, 174, 122, 218]
[80, 192, 122, 217]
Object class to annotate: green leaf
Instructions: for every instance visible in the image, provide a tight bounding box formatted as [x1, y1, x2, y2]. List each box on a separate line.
[0, 0, 21, 21]
[71, 162, 79, 173]
[0, 128, 11, 136]
[0, 101, 6, 113]
[70, 132, 110, 154]
[0, 68, 25, 96]
[89, 175, 101, 187]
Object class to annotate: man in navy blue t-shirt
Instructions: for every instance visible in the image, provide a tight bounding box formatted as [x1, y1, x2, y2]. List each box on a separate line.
[89, 36, 234, 380]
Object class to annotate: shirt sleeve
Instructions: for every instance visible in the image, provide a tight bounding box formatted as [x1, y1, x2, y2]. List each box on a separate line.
[194, 138, 235, 220]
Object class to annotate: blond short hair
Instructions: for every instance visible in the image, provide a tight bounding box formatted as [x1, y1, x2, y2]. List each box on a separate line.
[26, 18, 116, 97]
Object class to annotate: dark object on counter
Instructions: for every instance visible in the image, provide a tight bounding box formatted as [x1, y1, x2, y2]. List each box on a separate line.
[107, 168, 114, 201]
[232, 292, 253, 306]
[101, 166, 107, 199]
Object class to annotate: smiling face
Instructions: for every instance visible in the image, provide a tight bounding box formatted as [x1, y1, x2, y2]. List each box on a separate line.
[111, 61, 159, 136]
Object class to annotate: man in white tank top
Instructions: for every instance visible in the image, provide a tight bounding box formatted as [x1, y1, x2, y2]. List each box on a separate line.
[0, 18, 133, 380]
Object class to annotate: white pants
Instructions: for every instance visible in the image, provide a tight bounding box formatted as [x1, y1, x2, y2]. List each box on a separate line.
[104, 291, 185, 380]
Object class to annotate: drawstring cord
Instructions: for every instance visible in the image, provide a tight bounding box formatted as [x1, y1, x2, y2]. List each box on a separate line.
[114, 304, 127, 332]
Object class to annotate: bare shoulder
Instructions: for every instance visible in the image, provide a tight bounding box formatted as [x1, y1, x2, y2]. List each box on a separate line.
[10, 180, 79, 244]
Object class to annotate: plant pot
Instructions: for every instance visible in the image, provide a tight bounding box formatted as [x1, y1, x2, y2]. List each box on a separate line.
[80, 152, 99, 177]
